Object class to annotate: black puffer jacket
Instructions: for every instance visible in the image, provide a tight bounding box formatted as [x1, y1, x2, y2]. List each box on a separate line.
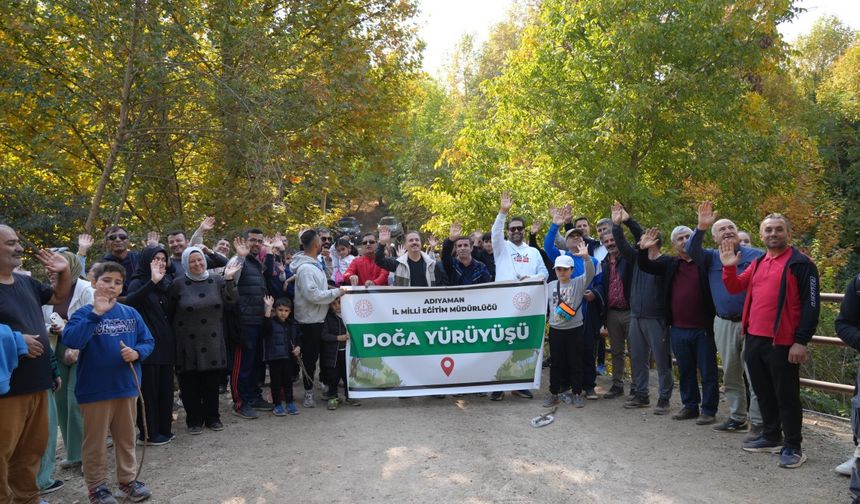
[263, 316, 302, 362]
[321, 309, 346, 369]
[126, 246, 175, 365]
[235, 255, 266, 326]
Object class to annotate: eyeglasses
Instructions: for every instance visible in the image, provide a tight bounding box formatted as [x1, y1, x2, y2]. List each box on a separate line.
[107, 234, 128, 241]
[508, 226, 524, 232]
[321, 237, 333, 243]
[362, 240, 377, 245]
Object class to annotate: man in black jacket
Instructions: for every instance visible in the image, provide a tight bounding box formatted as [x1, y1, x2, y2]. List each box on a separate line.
[442, 224, 492, 286]
[638, 226, 718, 425]
[837, 273, 860, 498]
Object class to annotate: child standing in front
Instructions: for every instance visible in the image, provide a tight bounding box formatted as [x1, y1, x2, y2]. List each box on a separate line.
[263, 296, 302, 416]
[63, 262, 155, 503]
[545, 242, 594, 408]
[321, 297, 360, 410]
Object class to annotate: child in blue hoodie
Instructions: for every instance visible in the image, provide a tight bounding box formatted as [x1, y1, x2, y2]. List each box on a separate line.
[63, 262, 154, 504]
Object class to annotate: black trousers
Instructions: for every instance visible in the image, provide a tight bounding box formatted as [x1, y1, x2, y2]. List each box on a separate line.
[137, 363, 174, 439]
[548, 325, 585, 395]
[177, 369, 222, 428]
[269, 359, 298, 404]
[299, 323, 324, 391]
[744, 335, 802, 448]
[325, 350, 349, 399]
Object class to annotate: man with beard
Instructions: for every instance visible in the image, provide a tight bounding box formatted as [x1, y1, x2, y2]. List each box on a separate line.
[101, 226, 140, 295]
[687, 201, 764, 434]
[441, 223, 492, 286]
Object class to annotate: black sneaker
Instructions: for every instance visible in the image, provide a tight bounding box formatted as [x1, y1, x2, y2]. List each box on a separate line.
[672, 408, 699, 420]
[603, 386, 623, 399]
[187, 425, 203, 435]
[232, 404, 259, 419]
[250, 398, 274, 411]
[490, 391, 504, 401]
[742, 434, 782, 453]
[653, 399, 671, 415]
[623, 396, 650, 409]
[511, 390, 534, 399]
[207, 420, 225, 431]
[40, 479, 64, 495]
[713, 418, 749, 432]
[778, 446, 807, 468]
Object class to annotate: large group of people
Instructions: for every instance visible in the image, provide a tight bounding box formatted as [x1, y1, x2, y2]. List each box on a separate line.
[3, 191, 860, 503]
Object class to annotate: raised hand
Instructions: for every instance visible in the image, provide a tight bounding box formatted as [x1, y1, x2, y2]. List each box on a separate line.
[150, 259, 166, 284]
[35, 249, 69, 274]
[427, 236, 438, 250]
[23, 334, 43, 358]
[233, 237, 250, 257]
[262, 235, 274, 250]
[561, 205, 573, 224]
[263, 295, 274, 309]
[551, 206, 564, 226]
[530, 219, 542, 235]
[200, 216, 216, 232]
[611, 201, 625, 225]
[77, 233, 94, 254]
[271, 233, 285, 251]
[697, 201, 716, 231]
[92, 293, 116, 316]
[573, 240, 589, 258]
[718, 238, 740, 266]
[500, 191, 513, 214]
[449, 222, 462, 242]
[146, 231, 160, 247]
[638, 228, 660, 250]
[224, 260, 242, 280]
[396, 244, 407, 257]
[378, 226, 392, 245]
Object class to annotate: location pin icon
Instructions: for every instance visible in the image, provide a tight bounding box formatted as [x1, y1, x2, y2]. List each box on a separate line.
[440, 357, 454, 377]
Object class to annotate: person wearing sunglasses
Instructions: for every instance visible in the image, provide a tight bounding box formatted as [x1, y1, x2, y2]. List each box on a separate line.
[344, 233, 390, 287]
[489, 192, 549, 401]
[100, 226, 139, 296]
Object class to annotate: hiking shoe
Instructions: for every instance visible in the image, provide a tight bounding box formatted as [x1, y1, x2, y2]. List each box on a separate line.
[778, 447, 807, 468]
[286, 402, 300, 415]
[136, 433, 173, 446]
[596, 364, 607, 376]
[303, 391, 315, 408]
[742, 435, 783, 453]
[490, 391, 504, 401]
[345, 398, 362, 407]
[744, 424, 764, 442]
[696, 414, 716, 426]
[207, 420, 224, 431]
[273, 404, 287, 416]
[187, 425, 203, 435]
[89, 484, 118, 504]
[572, 393, 586, 408]
[327, 398, 339, 410]
[115, 480, 151, 502]
[231, 404, 258, 419]
[623, 396, 650, 409]
[251, 398, 274, 411]
[585, 388, 599, 400]
[40, 479, 64, 495]
[560, 392, 573, 405]
[672, 408, 699, 420]
[653, 399, 671, 415]
[512, 390, 534, 399]
[603, 386, 623, 399]
[543, 394, 560, 407]
[713, 418, 749, 433]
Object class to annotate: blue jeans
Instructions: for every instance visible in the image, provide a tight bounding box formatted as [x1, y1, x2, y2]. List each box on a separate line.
[670, 327, 719, 416]
[234, 324, 263, 408]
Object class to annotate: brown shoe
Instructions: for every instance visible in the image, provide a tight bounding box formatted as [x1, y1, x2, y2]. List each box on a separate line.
[672, 407, 699, 420]
[696, 414, 716, 425]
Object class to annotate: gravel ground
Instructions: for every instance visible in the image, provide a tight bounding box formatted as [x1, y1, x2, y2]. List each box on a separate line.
[45, 368, 854, 504]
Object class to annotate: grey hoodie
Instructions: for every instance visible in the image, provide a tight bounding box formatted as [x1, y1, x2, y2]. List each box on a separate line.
[292, 252, 341, 324]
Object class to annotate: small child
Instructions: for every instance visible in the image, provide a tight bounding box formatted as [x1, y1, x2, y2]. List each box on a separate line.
[263, 296, 302, 416]
[321, 297, 360, 410]
[330, 238, 355, 286]
[62, 262, 154, 504]
[545, 244, 594, 409]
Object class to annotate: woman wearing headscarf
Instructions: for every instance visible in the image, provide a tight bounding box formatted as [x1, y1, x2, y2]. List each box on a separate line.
[38, 251, 93, 492]
[126, 245, 176, 445]
[167, 247, 241, 434]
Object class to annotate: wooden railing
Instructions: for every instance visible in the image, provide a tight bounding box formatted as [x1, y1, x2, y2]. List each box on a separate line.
[801, 292, 853, 394]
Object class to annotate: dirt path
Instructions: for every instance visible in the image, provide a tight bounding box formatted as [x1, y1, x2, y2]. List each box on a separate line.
[47, 369, 853, 503]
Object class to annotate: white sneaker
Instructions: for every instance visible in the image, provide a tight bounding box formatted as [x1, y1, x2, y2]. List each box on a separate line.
[836, 457, 856, 476]
[303, 391, 315, 408]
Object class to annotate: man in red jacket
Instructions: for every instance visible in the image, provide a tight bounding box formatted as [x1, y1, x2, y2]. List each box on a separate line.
[720, 213, 819, 469]
[345, 233, 389, 287]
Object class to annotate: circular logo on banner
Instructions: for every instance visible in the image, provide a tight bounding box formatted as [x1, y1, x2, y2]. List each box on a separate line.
[512, 292, 531, 311]
[354, 299, 373, 318]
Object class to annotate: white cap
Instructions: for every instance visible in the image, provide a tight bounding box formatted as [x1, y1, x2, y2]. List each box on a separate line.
[553, 255, 574, 269]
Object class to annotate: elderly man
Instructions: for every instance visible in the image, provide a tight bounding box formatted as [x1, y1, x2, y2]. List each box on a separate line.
[0, 224, 71, 503]
[722, 213, 820, 468]
[687, 201, 764, 434]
